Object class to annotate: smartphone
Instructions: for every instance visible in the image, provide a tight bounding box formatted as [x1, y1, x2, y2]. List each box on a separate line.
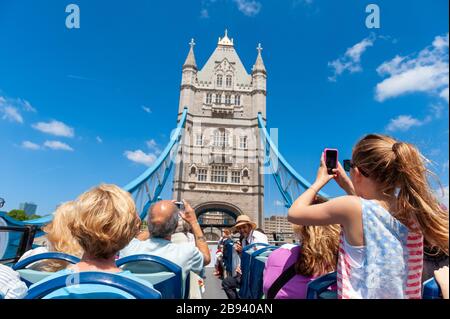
[324, 148, 338, 174]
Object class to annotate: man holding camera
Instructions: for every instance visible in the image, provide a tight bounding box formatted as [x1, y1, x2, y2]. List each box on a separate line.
[120, 199, 211, 282]
[221, 215, 268, 299]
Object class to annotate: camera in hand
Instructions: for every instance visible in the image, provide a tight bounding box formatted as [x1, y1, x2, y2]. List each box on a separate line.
[174, 201, 185, 211]
[324, 148, 338, 175]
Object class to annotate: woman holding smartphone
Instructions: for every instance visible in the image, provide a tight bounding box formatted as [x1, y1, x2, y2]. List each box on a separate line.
[288, 134, 448, 299]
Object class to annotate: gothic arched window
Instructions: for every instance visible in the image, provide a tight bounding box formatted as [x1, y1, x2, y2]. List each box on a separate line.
[217, 75, 223, 87]
[213, 128, 228, 147]
[235, 95, 241, 106]
[225, 94, 231, 105]
[226, 75, 232, 87]
[215, 94, 221, 104]
[206, 93, 212, 104]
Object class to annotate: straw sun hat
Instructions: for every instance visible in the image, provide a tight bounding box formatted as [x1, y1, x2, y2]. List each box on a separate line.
[231, 215, 256, 231]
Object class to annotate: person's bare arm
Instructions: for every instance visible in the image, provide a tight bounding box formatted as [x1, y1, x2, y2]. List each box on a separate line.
[287, 152, 363, 245]
[434, 266, 449, 299]
[180, 200, 211, 266]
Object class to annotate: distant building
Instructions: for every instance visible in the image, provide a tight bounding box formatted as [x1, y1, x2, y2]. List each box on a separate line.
[19, 202, 37, 216]
[264, 215, 295, 242]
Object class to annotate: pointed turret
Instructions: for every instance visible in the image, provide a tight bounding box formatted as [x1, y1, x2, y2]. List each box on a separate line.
[180, 38, 198, 113]
[252, 43, 266, 75]
[251, 43, 267, 118]
[183, 38, 197, 70]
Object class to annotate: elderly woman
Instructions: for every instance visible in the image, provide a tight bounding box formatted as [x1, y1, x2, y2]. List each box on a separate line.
[18, 201, 83, 272]
[28, 184, 155, 298]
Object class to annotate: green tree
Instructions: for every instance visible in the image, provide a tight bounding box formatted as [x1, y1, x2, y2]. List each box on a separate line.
[7, 209, 41, 221]
[7, 209, 27, 221]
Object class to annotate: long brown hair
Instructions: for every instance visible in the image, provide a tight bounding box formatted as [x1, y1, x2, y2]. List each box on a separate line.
[352, 134, 449, 255]
[295, 224, 340, 277]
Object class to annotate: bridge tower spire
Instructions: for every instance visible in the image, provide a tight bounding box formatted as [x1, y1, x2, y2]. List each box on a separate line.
[252, 43, 267, 118]
[179, 38, 198, 112]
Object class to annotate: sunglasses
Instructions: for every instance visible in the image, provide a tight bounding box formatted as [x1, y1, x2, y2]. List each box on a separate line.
[343, 160, 369, 178]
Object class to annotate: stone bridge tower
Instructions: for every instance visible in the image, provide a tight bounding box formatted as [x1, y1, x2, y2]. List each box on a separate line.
[173, 30, 267, 231]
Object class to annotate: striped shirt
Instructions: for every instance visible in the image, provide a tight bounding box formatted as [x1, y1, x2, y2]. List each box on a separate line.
[337, 198, 423, 299]
[0, 264, 28, 299]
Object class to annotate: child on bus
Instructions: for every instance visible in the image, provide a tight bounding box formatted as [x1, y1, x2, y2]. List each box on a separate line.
[288, 134, 448, 299]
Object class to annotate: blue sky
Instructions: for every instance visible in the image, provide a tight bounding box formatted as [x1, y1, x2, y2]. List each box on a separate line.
[0, 0, 448, 216]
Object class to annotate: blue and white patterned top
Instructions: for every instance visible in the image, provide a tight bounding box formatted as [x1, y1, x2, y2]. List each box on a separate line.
[337, 198, 423, 299]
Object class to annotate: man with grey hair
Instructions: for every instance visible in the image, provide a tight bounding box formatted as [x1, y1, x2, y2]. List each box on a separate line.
[120, 200, 210, 283]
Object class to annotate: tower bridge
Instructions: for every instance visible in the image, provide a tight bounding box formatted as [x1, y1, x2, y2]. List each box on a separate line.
[173, 30, 267, 233]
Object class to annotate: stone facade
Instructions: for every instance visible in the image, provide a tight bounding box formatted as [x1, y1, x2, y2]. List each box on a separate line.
[173, 31, 267, 227]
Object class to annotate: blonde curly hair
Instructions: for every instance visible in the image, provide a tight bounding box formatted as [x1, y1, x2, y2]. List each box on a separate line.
[39, 201, 83, 272]
[68, 184, 141, 259]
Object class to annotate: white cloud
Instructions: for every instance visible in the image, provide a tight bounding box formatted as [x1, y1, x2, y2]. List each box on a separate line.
[44, 140, 74, 151]
[142, 106, 152, 114]
[1, 106, 23, 123]
[375, 33, 449, 103]
[386, 115, 430, 132]
[328, 34, 376, 81]
[32, 120, 74, 137]
[0, 96, 36, 123]
[96, 136, 103, 143]
[233, 0, 261, 16]
[146, 138, 162, 155]
[124, 149, 157, 167]
[21, 141, 41, 150]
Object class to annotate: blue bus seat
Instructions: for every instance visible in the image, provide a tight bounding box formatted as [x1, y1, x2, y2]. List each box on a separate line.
[222, 240, 234, 277]
[306, 271, 337, 299]
[25, 271, 161, 299]
[116, 254, 184, 299]
[12, 252, 81, 286]
[238, 243, 269, 298]
[248, 246, 278, 299]
[423, 277, 442, 299]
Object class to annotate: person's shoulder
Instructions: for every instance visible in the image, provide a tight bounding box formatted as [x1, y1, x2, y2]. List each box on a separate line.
[327, 195, 362, 216]
[119, 238, 148, 256]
